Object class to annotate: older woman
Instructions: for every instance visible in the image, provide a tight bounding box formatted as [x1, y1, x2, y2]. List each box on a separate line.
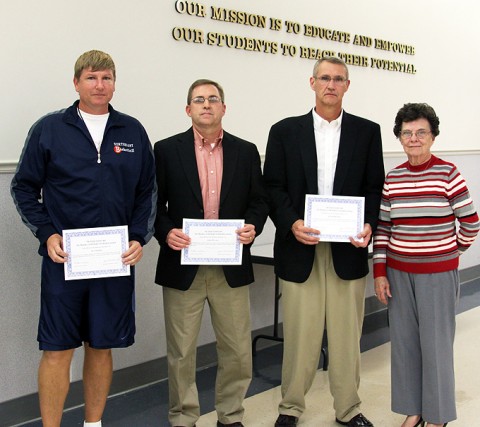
[373, 103, 479, 427]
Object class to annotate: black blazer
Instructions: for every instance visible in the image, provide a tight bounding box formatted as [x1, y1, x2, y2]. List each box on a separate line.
[154, 127, 269, 290]
[263, 110, 384, 282]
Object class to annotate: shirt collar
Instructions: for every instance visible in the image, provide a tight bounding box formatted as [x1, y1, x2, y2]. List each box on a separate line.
[193, 127, 223, 149]
[312, 108, 343, 131]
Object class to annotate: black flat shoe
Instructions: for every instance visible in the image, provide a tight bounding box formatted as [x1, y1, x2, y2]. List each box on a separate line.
[413, 417, 423, 427]
[420, 423, 448, 427]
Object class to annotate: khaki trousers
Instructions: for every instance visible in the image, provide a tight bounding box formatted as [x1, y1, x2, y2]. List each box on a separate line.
[279, 242, 367, 422]
[163, 266, 252, 427]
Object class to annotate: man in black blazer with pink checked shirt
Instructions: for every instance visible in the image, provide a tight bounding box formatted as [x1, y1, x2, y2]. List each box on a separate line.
[154, 79, 269, 427]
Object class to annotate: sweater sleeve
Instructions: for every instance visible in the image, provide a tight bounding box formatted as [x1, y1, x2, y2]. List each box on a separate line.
[447, 167, 480, 253]
[372, 180, 392, 278]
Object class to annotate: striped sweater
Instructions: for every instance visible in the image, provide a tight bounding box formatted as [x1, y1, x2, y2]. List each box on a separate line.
[373, 155, 479, 277]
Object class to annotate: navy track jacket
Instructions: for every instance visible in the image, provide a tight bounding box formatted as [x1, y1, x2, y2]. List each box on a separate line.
[11, 101, 157, 257]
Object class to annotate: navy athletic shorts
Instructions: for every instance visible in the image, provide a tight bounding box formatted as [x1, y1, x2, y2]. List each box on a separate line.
[38, 257, 136, 350]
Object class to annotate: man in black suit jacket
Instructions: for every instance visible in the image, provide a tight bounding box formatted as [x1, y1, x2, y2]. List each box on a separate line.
[264, 57, 384, 427]
[154, 79, 269, 427]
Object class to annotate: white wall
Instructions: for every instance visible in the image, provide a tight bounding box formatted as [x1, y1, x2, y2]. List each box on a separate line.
[1, 0, 479, 167]
[1, 0, 480, 403]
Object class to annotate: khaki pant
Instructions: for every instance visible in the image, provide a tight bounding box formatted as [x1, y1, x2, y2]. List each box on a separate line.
[163, 266, 252, 426]
[279, 242, 367, 422]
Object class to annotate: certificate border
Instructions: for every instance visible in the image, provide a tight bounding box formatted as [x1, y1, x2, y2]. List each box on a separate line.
[305, 195, 364, 242]
[63, 226, 130, 280]
[181, 219, 244, 265]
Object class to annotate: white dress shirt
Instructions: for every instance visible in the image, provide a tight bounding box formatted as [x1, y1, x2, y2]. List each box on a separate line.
[312, 108, 343, 195]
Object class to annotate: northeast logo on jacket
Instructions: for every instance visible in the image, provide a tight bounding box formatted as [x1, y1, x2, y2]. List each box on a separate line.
[113, 142, 135, 154]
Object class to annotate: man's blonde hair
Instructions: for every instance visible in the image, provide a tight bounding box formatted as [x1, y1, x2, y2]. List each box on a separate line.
[74, 50, 116, 80]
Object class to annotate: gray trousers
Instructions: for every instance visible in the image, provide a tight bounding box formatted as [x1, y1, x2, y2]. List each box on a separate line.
[387, 268, 459, 424]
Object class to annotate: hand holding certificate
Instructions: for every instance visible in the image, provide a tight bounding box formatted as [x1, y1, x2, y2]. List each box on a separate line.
[63, 225, 130, 280]
[304, 195, 365, 243]
[181, 219, 244, 265]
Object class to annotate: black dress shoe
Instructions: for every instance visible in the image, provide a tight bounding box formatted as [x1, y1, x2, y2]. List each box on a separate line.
[216, 422, 244, 427]
[336, 413, 373, 426]
[275, 414, 299, 426]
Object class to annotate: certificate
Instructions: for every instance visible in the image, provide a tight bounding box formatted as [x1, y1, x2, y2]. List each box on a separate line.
[181, 219, 244, 265]
[304, 195, 364, 242]
[63, 225, 130, 280]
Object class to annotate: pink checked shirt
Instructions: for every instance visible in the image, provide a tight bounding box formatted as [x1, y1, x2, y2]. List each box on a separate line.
[193, 128, 224, 219]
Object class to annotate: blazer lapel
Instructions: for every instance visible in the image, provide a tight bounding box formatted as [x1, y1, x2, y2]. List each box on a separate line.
[176, 129, 203, 207]
[299, 112, 318, 194]
[220, 132, 239, 205]
[333, 112, 356, 194]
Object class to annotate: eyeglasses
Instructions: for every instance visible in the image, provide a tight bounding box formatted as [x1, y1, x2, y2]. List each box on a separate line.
[314, 76, 348, 86]
[399, 130, 432, 140]
[191, 96, 222, 104]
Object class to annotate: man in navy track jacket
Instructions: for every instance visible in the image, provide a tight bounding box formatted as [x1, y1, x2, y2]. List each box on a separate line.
[11, 50, 157, 427]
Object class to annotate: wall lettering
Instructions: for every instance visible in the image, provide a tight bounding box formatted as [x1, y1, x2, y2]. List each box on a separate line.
[172, 0, 417, 74]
